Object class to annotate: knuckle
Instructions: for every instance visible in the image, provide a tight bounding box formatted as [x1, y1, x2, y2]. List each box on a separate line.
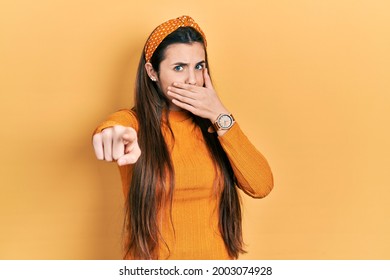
[124, 126, 135, 134]
[127, 129, 137, 143]
[101, 128, 112, 139]
[113, 126, 125, 140]
[112, 125, 123, 134]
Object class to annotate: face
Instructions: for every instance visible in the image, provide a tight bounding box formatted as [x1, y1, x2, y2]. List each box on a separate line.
[146, 42, 206, 110]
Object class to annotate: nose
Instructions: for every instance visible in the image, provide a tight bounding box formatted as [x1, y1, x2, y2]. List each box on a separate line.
[186, 69, 196, 85]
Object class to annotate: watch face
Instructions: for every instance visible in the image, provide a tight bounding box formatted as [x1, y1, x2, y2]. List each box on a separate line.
[218, 114, 233, 128]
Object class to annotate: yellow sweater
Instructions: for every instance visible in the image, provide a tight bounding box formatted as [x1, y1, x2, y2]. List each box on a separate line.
[94, 109, 273, 259]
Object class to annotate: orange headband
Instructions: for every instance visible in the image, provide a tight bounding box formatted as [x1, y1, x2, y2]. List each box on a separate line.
[144, 15, 207, 63]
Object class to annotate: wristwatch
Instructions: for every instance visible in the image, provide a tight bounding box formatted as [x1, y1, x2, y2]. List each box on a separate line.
[212, 113, 235, 131]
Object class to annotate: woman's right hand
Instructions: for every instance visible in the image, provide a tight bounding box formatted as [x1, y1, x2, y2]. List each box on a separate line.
[92, 125, 141, 166]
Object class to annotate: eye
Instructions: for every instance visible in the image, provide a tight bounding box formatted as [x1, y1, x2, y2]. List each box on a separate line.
[174, 65, 184, 71]
[195, 63, 204, 70]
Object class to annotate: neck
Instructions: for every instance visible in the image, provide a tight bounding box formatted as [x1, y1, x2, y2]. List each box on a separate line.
[168, 103, 183, 112]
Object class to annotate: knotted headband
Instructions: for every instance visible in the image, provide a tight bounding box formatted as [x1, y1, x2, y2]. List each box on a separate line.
[144, 15, 207, 63]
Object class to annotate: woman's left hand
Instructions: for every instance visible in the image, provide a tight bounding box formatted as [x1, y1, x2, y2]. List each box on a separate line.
[167, 68, 229, 122]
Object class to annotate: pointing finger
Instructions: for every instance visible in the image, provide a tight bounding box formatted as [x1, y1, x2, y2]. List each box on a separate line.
[117, 144, 141, 166]
[112, 127, 137, 160]
[122, 128, 138, 144]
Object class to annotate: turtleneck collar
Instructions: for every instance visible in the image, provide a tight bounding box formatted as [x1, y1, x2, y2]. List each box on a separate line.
[165, 109, 192, 122]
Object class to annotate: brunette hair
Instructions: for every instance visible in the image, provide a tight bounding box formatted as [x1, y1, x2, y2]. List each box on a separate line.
[124, 26, 245, 259]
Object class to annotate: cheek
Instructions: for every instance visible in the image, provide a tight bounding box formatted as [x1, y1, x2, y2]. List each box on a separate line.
[157, 74, 173, 93]
[160, 72, 180, 86]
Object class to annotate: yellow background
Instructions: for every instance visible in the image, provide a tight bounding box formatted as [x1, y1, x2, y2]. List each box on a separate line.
[1, 0, 389, 259]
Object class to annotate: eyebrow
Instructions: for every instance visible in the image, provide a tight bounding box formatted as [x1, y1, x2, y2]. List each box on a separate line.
[170, 60, 206, 66]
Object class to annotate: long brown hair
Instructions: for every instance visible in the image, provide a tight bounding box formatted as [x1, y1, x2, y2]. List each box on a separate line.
[124, 27, 245, 259]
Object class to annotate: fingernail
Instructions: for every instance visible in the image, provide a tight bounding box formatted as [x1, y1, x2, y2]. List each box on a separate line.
[118, 159, 125, 165]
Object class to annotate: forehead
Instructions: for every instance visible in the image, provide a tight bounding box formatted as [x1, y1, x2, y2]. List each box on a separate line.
[163, 42, 205, 62]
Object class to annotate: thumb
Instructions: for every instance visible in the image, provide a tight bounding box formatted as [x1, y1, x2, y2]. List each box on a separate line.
[203, 68, 213, 89]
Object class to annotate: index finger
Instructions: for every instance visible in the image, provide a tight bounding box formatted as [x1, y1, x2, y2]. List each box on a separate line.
[203, 68, 213, 89]
[172, 82, 201, 92]
[112, 127, 137, 160]
[121, 128, 137, 144]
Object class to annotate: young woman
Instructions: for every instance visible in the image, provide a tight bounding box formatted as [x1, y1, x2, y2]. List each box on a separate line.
[92, 15, 273, 260]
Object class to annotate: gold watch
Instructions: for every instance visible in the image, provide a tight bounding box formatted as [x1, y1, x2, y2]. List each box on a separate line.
[212, 113, 235, 131]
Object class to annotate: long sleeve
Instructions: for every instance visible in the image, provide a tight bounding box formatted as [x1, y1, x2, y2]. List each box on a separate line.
[93, 109, 138, 134]
[218, 122, 274, 198]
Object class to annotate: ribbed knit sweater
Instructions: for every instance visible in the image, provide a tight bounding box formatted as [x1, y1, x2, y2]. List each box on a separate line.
[94, 109, 273, 259]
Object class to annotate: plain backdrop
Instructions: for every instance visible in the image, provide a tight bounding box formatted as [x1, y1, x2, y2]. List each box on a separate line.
[1, 0, 389, 259]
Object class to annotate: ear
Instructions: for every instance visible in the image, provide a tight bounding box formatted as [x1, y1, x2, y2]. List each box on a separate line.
[145, 62, 158, 82]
